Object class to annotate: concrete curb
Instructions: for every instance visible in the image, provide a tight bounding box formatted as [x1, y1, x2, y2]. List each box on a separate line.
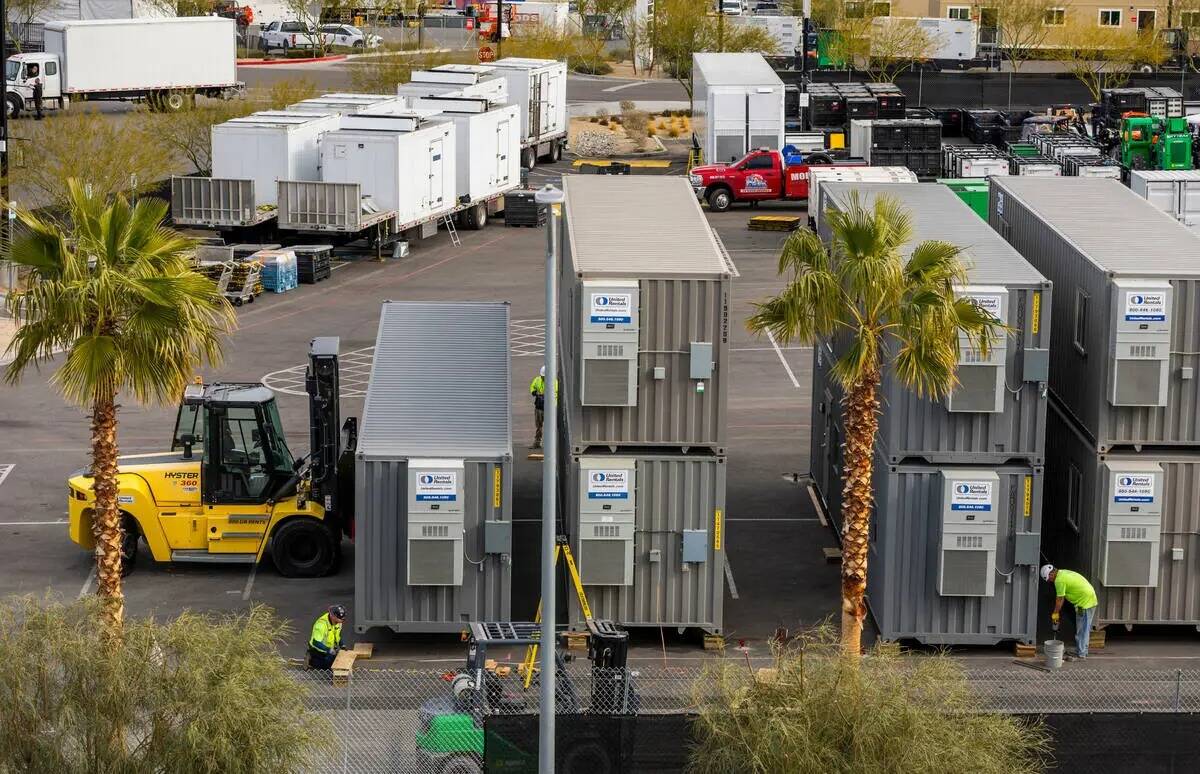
[237, 54, 348, 66]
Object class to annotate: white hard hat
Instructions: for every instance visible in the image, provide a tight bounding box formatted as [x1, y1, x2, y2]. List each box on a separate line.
[1040, 564, 1054, 582]
[540, 366, 546, 377]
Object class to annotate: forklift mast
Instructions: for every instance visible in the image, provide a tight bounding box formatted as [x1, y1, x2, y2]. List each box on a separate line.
[305, 337, 342, 516]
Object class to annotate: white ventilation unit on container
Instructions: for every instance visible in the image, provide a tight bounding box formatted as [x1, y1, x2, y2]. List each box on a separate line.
[1102, 460, 1163, 587]
[406, 459, 465, 586]
[1108, 279, 1172, 407]
[577, 457, 635, 586]
[947, 286, 1008, 413]
[937, 469, 999, 597]
[579, 280, 639, 407]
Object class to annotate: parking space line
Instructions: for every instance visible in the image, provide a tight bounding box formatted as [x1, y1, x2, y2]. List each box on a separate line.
[241, 563, 258, 601]
[78, 566, 96, 599]
[0, 520, 66, 525]
[766, 330, 801, 389]
[0, 464, 12, 488]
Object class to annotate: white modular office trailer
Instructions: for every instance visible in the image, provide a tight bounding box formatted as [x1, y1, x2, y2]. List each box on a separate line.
[490, 57, 568, 167]
[408, 95, 520, 207]
[399, 63, 509, 104]
[287, 93, 402, 115]
[319, 112, 457, 231]
[692, 52, 785, 165]
[210, 112, 338, 207]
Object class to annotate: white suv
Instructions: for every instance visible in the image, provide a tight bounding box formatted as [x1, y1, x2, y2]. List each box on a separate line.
[318, 24, 383, 49]
[260, 20, 320, 51]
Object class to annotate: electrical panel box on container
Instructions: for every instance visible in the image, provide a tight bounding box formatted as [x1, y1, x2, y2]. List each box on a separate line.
[577, 457, 636, 586]
[936, 469, 999, 597]
[1108, 279, 1172, 407]
[946, 286, 1008, 413]
[579, 280, 639, 407]
[406, 459, 465, 586]
[1101, 460, 1163, 587]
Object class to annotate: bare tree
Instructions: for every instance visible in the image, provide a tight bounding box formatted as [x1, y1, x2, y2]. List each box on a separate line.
[5, 0, 57, 51]
[995, 0, 1055, 72]
[864, 16, 934, 84]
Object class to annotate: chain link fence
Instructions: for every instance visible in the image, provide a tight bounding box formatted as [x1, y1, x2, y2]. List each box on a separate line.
[293, 662, 1200, 772]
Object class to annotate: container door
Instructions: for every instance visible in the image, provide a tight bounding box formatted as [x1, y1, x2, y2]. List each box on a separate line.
[545, 67, 562, 134]
[713, 91, 746, 163]
[496, 119, 511, 185]
[530, 73, 544, 142]
[537, 71, 552, 136]
[1143, 180, 1179, 220]
[429, 139, 444, 208]
[747, 89, 781, 151]
[1180, 180, 1200, 227]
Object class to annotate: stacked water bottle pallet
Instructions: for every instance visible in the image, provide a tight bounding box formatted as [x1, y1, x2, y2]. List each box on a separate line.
[257, 249, 298, 293]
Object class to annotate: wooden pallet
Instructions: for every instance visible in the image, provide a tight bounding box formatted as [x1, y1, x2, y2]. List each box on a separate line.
[564, 631, 590, 651]
[748, 215, 802, 232]
[1014, 642, 1037, 659]
[1089, 629, 1107, 650]
[822, 546, 842, 563]
[332, 650, 358, 686]
[703, 634, 726, 651]
[352, 642, 374, 659]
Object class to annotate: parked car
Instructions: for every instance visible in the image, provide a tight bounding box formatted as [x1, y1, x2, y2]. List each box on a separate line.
[318, 24, 382, 49]
[260, 20, 320, 51]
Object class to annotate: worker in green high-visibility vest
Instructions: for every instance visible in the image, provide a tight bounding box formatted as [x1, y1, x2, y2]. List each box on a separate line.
[528, 366, 558, 449]
[1041, 564, 1098, 659]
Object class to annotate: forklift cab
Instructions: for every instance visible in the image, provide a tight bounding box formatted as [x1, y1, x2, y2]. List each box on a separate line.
[172, 383, 298, 505]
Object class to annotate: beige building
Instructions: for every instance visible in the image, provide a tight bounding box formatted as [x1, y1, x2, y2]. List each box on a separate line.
[872, 2, 1196, 31]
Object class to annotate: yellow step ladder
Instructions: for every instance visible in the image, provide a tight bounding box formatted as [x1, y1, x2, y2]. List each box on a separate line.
[520, 536, 593, 689]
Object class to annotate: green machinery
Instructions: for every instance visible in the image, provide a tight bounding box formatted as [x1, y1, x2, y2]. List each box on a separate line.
[938, 179, 990, 220]
[414, 620, 636, 773]
[1121, 115, 1193, 171]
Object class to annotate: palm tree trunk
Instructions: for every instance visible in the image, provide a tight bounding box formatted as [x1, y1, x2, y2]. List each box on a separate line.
[839, 371, 880, 658]
[89, 393, 124, 639]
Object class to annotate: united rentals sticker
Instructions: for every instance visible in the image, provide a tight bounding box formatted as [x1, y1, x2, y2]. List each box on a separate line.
[950, 481, 993, 511]
[415, 471, 457, 502]
[1124, 292, 1166, 322]
[967, 294, 1003, 321]
[587, 470, 629, 499]
[1114, 473, 1155, 503]
[590, 293, 632, 324]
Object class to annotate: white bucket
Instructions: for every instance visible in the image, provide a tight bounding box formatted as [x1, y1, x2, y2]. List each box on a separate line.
[1044, 639, 1065, 669]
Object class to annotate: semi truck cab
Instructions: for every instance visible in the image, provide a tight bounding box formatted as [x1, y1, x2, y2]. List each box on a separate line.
[5, 53, 65, 116]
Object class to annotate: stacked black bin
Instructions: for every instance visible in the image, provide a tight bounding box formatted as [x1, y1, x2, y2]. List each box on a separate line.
[503, 190, 546, 228]
[856, 119, 942, 177]
[804, 81, 905, 130]
[292, 244, 333, 284]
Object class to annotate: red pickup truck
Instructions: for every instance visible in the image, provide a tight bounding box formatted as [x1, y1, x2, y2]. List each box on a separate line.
[689, 149, 865, 212]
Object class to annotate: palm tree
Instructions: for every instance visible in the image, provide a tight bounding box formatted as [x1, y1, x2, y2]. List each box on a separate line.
[3, 179, 235, 638]
[748, 192, 1002, 657]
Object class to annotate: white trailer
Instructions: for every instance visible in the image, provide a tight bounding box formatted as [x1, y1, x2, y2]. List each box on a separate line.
[692, 52, 784, 165]
[490, 57, 568, 169]
[5, 17, 242, 117]
[397, 65, 509, 105]
[409, 95, 520, 226]
[727, 14, 800, 54]
[871, 17, 982, 71]
[287, 93, 402, 115]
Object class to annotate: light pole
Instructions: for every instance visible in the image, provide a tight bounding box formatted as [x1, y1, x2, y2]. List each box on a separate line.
[534, 182, 564, 774]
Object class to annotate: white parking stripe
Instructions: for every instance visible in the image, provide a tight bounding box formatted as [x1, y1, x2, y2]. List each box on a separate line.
[766, 330, 802, 389]
[242, 563, 258, 601]
[0, 464, 12, 488]
[0, 520, 66, 525]
[78, 566, 96, 599]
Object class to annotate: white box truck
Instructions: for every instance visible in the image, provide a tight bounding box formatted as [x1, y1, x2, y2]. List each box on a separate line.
[490, 57, 568, 169]
[5, 17, 242, 118]
[316, 112, 458, 232]
[692, 52, 784, 165]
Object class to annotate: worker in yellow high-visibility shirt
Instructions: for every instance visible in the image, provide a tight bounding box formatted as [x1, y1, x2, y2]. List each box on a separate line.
[307, 604, 346, 670]
[1041, 565, 1098, 659]
[528, 366, 558, 449]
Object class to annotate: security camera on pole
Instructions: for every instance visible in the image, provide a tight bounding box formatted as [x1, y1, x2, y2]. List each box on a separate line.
[534, 182, 565, 773]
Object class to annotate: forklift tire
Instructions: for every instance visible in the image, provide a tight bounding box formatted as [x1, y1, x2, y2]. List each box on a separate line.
[5, 94, 20, 119]
[439, 756, 482, 774]
[272, 518, 339, 578]
[120, 514, 140, 577]
[706, 187, 733, 213]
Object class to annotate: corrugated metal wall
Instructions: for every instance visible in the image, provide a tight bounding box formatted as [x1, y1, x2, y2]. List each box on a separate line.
[991, 184, 1200, 450]
[861, 459, 1043, 645]
[1043, 404, 1200, 627]
[560, 275, 731, 453]
[354, 458, 511, 633]
[564, 455, 727, 632]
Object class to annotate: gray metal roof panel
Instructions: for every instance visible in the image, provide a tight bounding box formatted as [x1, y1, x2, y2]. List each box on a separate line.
[562, 176, 735, 278]
[821, 182, 1047, 286]
[692, 52, 782, 86]
[991, 176, 1200, 276]
[357, 301, 512, 459]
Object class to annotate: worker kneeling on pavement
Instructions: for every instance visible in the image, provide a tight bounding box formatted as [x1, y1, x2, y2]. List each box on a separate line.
[1041, 564, 1098, 659]
[308, 605, 346, 670]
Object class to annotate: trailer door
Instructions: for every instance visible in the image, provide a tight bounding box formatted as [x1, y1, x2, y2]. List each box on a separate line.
[429, 138, 444, 207]
[496, 118, 511, 185]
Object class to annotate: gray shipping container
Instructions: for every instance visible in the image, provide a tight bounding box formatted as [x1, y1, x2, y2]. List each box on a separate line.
[815, 182, 1052, 465]
[563, 453, 727, 634]
[354, 301, 513, 633]
[1043, 402, 1200, 628]
[817, 449, 1043, 645]
[559, 176, 737, 453]
[989, 177, 1200, 451]
[1128, 170, 1200, 230]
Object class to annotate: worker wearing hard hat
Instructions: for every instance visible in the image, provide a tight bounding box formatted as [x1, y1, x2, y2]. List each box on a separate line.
[1041, 565, 1098, 659]
[529, 366, 558, 449]
[307, 604, 346, 670]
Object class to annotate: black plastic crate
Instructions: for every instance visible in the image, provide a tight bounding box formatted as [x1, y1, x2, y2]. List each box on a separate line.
[933, 107, 964, 137]
[846, 97, 878, 120]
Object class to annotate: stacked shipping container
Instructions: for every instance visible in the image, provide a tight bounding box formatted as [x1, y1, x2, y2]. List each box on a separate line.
[558, 176, 736, 634]
[812, 182, 1052, 646]
[989, 176, 1200, 633]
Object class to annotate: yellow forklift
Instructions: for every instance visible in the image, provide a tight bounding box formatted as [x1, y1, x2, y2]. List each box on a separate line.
[67, 338, 356, 577]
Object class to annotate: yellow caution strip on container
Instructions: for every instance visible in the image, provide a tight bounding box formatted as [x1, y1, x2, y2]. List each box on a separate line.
[572, 159, 673, 168]
[1031, 292, 1041, 335]
[714, 509, 723, 551]
[1024, 477, 1032, 518]
[493, 468, 502, 509]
